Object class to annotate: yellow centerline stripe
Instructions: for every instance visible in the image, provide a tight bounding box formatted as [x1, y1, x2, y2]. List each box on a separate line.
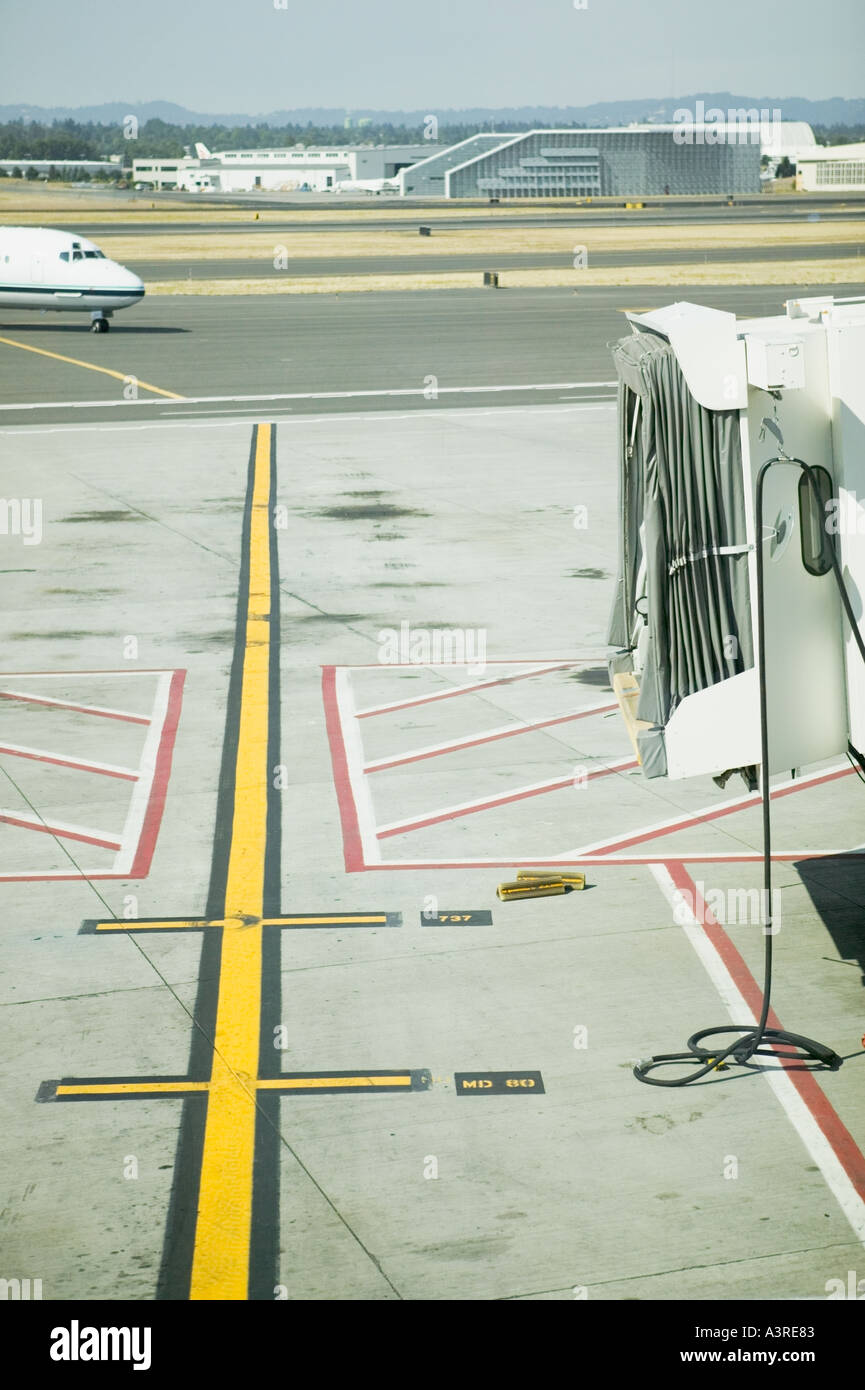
[189, 422, 272, 1303]
[0, 334, 185, 399]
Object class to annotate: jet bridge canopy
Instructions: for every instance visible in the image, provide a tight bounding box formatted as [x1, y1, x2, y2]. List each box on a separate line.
[608, 297, 865, 782]
[607, 331, 753, 776]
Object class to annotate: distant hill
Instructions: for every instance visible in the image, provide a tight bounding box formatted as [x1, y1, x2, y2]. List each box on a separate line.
[2, 94, 864, 128]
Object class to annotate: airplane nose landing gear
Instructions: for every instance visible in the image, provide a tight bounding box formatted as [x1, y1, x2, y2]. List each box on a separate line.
[90, 310, 112, 333]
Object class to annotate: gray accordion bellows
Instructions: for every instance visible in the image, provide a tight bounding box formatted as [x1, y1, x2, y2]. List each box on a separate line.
[607, 332, 753, 776]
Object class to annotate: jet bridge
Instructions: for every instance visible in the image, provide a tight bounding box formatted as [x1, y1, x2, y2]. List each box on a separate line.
[607, 295, 865, 782]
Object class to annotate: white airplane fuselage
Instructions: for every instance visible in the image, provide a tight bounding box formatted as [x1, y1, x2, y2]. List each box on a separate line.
[0, 227, 144, 329]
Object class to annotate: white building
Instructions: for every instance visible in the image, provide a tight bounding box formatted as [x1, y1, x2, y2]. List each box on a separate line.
[132, 144, 436, 193]
[796, 142, 865, 192]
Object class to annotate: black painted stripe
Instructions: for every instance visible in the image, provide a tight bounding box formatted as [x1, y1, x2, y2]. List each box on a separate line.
[0, 283, 144, 298]
[157, 425, 266, 1301]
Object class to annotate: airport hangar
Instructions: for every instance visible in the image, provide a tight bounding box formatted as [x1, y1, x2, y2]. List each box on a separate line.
[397, 123, 807, 197]
[130, 121, 813, 198]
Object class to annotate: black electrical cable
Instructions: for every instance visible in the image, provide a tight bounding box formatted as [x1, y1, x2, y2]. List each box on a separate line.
[634, 457, 862, 1086]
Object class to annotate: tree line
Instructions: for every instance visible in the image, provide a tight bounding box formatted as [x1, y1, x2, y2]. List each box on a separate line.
[0, 116, 571, 161]
[1, 117, 862, 166]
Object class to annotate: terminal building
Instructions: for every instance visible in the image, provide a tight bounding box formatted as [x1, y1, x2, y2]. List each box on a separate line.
[796, 142, 865, 192]
[132, 143, 435, 193]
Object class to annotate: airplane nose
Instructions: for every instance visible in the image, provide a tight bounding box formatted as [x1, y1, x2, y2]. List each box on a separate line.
[121, 267, 145, 295]
[103, 259, 145, 297]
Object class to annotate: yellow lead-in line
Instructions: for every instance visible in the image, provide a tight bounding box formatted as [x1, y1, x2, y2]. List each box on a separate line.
[189, 422, 272, 1302]
[93, 914, 389, 931]
[58, 1082, 211, 1096]
[0, 334, 186, 399]
[258, 1076, 412, 1091]
[56, 1076, 412, 1097]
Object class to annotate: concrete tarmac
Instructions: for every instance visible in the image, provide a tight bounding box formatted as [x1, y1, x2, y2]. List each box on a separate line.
[37, 190, 865, 237]
[1, 277, 864, 1305]
[2, 283, 863, 428]
[1, 400, 863, 1302]
[122, 242, 865, 282]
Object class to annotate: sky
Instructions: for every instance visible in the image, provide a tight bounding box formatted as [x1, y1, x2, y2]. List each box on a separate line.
[1, 0, 862, 112]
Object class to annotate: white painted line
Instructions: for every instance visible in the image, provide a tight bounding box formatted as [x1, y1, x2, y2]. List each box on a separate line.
[354, 661, 578, 718]
[650, 864, 865, 1247]
[372, 850, 861, 867]
[0, 867, 108, 882]
[0, 669, 173, 678]
[0, 381, 619, 412]
[347, 655, 606, 668]
[0, 402, 617, 437]
[559, 763, 852, 860]
[364, 699, 619, 773]
[376, 755, 638, 838]
[0, 686, 151, 723]
[0, 740, 139, 780]
[335, 667, 381, 866]
[0, 806, 122, 850]
[115, 669, 171, 875]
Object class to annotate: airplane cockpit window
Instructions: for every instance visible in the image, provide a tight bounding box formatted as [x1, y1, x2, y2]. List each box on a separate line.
[59, 251, 69, 261]
[83, 250, 105, 258]
[72, 250, 84, 261]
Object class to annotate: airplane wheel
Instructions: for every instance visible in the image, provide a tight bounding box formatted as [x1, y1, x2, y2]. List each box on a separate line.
[90, 319, 110, 333]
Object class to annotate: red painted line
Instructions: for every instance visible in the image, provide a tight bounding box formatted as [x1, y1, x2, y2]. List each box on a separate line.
[0, 689, 150, 724]
[366, 704, 619, 773]
[348, 852, 852, 871]
[322, 667, 365, 873]
[355, 662, 579, 719]
[0, 744, 138, 781]
[129, 670, 186, 878]
[0, 814, 121, 851]
[0, 872, 129, 882]
[0, 867, 154, 878]
[329, 658, 601, 669]
[377, 758, 639, 839]
[573, 766, 855, 858]
[0, 668, 178, 676]
[670, 862, 865, 1207]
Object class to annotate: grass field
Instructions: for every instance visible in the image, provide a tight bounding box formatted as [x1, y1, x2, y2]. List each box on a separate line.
[3, 181, 863, 296]
[0, 185, 635, 225]
[92, 220, 865, 265]
[145, 259, 865, 295]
